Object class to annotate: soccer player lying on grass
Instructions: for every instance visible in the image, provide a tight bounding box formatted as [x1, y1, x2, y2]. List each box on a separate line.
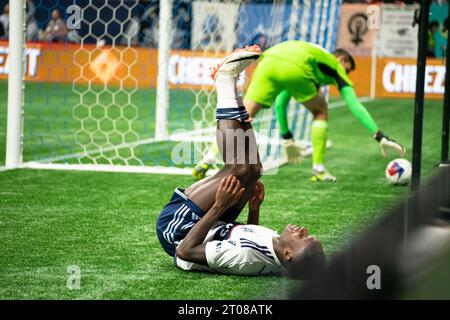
[194, 40, 406, 182]
[174, 176, 325, 278]
[157, 45, 325, 279]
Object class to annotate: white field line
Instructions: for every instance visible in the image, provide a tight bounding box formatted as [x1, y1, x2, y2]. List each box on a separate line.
[29, 97, 375, 165]
[23, 162, 216, 176]
[23, 159, 285, 176]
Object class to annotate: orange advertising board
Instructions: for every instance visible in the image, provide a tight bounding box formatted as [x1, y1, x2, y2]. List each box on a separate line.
[330, 56, 445, 100]
[0, 41, 159, 88]
[376, 57, 445, 99]
[0, 41, 232, 91]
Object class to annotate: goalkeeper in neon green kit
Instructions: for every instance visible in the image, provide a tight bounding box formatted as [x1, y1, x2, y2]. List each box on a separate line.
[193, 40, 406, 182]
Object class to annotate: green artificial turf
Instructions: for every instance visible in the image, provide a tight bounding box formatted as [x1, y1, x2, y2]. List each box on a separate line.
[0, 78, 445, 299]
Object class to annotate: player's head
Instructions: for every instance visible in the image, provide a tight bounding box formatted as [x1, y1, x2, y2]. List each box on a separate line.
[333, 48, 355, 74]
[279, 224, 326, 280]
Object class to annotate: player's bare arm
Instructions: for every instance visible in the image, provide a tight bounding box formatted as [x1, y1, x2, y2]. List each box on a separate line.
[175, 176, 245, 266]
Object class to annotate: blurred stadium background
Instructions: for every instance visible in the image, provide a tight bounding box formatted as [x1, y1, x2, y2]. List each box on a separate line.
[0, 0, 448, 300]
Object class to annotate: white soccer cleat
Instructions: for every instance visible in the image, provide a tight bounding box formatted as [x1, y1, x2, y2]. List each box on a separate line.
[210, 45, 262, 81]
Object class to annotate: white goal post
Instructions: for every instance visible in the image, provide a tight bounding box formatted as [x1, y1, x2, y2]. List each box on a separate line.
[155, 0, 172, 141]
[5, 0, 26, 169]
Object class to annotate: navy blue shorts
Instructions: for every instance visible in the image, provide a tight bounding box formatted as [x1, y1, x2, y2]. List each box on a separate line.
[156, 188, 206, 257]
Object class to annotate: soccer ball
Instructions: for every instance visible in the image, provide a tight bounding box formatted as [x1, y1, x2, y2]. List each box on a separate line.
[385, 158, 412, 185]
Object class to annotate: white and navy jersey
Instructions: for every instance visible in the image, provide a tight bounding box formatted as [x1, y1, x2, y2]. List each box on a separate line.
[175, 223, 284, 276]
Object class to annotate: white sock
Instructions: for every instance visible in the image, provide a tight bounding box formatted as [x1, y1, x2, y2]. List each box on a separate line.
[216, 74, 239, 109]
[215, 74, 249, 121]
[313, 164, 325, 172]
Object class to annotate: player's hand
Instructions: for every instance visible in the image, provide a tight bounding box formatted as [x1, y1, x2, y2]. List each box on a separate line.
[249, 180, 265, 210]
[215, 176, 245, 210]
[374, 131, 406, 158]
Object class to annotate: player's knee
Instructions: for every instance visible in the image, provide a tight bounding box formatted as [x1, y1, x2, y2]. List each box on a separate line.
[311, 105, 327, 120]
[226, 164, 252, 180]
[249, 162, 263, 180]
[304, 94, 328, 120]
[313, 112, 328, 121]
[175, 246, 187, 261]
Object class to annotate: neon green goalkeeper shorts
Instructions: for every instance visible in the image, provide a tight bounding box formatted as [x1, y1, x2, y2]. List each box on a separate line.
[245, 55, 319, 108]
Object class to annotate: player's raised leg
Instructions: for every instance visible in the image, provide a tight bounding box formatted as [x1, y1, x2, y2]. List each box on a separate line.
[213, 45, 262, 122]
[193, 89, 302, 179]
[186, 45, 263, 222]
[192, 45, 263, 180]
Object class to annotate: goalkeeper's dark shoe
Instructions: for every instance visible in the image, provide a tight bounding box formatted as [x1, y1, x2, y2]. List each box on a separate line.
[192, 163, 210, 180]
[311, 169, 337, 182]
[210, 45, 262, 80]
[374, 131, 406, 158]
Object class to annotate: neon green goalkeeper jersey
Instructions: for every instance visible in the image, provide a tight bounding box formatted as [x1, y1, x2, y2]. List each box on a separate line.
[245, 40, 379, 135]
[245, 40, 354, 106]
[263, 40, 354, 90]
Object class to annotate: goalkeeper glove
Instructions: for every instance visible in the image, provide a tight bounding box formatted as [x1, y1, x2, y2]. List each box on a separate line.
[374, 131, 406, 158]
[281, 131, 304, 164]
